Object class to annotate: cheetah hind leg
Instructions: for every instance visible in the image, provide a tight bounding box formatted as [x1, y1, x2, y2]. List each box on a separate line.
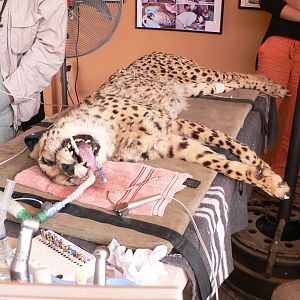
[212, 71, 290, 97]
[154, 134, 290, 200]
[177, 78, 290, 99]
[143, 52, 289, 98]
[147, 53, 290, 98]
[221, 78, 290, 99]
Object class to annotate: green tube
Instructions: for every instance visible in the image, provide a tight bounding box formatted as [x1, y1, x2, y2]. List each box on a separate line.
[16, 209, 32, 221]
[34, 211, 48, 223]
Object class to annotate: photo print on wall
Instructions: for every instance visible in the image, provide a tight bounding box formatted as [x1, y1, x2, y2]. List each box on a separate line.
[136, 0, 224, 34]
[239, 0, 260, 9]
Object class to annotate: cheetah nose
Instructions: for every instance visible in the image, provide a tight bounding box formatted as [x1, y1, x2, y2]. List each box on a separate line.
[62, 163, 75, 176]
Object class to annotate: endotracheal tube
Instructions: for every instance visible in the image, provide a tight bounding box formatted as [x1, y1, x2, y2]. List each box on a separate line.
[35, 174, 96, 223]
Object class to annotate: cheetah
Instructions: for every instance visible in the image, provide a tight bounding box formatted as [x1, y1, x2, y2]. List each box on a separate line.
[143, 6, 176, 28]
[150, 11, 175, 27]
[31, 52, 290, 200]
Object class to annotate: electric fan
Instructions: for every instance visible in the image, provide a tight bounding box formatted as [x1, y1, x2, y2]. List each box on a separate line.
[61, 0, 123, 107]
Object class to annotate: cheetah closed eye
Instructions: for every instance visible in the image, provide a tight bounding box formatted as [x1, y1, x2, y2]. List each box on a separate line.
[31, 52, 290, 200]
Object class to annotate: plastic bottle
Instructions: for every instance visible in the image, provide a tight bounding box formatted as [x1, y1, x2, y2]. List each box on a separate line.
[0, 180, 16, 281]
[0, 222, 13, 281]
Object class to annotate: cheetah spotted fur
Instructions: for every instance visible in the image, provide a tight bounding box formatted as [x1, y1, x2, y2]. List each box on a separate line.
[31, 52, 290, 200]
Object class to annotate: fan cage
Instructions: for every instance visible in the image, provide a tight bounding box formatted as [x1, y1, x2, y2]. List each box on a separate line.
[66, 0, 123, 58]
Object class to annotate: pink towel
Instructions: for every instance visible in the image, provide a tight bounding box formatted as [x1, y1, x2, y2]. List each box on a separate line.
[14, 162, 191, 217]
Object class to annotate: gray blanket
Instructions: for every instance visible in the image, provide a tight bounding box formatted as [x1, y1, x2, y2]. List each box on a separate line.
[163, 92, 272, 300]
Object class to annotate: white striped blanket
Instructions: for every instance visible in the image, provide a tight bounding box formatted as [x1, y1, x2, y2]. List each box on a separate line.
[163, 186, 233, 300]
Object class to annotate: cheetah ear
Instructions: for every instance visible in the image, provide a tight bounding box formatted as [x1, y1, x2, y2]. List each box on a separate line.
[30, 142, 40, 161]
[24, 129, 48, 160]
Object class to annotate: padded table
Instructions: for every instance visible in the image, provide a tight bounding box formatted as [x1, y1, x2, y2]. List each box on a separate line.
[0, 90, 274, 300]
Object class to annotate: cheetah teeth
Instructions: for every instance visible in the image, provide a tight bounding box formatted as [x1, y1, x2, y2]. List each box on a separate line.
[67, 136, 99, 156]
[70, 136, 80, 155]
[80, 161, 88, 167]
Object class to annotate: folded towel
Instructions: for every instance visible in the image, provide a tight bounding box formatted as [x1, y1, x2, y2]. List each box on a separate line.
[14, 162, 191, 217]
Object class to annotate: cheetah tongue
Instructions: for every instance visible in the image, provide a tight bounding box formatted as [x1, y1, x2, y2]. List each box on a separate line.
[77, 143, 97, 170]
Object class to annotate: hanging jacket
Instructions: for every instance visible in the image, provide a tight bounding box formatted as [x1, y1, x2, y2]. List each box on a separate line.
[0, 0, 67, 129]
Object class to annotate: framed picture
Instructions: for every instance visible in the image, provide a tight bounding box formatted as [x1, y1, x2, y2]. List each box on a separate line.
[136, 0, 224, 34]
[239, 0, 260, 9]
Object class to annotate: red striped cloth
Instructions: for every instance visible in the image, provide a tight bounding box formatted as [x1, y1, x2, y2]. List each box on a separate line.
[14, 162, 191, 216]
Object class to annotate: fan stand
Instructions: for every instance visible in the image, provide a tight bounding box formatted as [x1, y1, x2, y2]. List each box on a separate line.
[222, 79, 300, 299]
[60, 58, 69, 110]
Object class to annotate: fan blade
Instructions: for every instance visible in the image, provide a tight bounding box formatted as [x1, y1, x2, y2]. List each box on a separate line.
[83, 0, 112, 21]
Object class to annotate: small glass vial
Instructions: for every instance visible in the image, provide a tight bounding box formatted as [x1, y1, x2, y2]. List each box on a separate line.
[0, 222, 13, 281]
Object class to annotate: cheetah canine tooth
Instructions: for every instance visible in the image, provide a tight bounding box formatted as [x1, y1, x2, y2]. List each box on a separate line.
[70, 136, 80, 155]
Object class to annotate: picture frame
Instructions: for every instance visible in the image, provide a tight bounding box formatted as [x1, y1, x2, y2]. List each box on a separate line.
[136, 1, 224, 34]
[239, 0, 260, 9]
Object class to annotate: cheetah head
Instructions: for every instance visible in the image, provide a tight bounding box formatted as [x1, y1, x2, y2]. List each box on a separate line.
[30, 119, 116, 185]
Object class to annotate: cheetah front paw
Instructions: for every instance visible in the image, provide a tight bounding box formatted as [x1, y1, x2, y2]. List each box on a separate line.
[252, 166, 290, 200]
